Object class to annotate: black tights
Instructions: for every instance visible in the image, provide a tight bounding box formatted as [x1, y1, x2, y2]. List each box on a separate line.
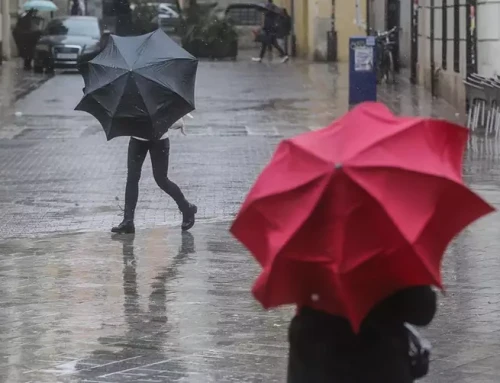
[123, 137, 189, 221]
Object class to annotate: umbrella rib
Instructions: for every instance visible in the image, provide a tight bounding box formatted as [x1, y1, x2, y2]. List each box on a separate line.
[88, 74, 129, 116]
[239, 140, 333, 205]
[132, 73, 158, 117]
[134, 71, 194, 108]
[137, 58, 196, 69]
[286, 139, 329, 166]
[132, 31, 156, 68]
[81, 93, 112, 115]
[344, 119, 464, 164]
[344, 167, 430, 246]
[266, 174, 332, 260]
[88, 61, 129, 71]
[343, 168, 462, 284]
[347, 163, 461, 183]
[85, 70, 129, 95]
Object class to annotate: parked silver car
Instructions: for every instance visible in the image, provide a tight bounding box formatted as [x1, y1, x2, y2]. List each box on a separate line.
[33, 16, 105, 73]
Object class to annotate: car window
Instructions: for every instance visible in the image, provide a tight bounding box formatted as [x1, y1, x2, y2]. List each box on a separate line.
[46, 18, 100, 39]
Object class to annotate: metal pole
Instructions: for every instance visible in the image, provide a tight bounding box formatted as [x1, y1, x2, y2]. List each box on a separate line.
[366, 0, 371, 34]
[410, 0, 418, 83]
[290, 0, 296, 57]
[466, 0, 477, 76]
[2, 0, 11, 60]
[430, 0, 435, 96]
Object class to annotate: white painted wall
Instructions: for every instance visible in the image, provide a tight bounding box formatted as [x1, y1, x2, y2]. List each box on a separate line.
[477, 0, 500, 77]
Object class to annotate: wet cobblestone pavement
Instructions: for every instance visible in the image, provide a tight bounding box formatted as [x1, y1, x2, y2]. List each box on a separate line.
[1, 58, 500, 382]
[0, 60, 50, 123]
[0, 61, 462, 238]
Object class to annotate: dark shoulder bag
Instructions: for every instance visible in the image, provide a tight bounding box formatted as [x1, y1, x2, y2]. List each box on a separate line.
[404, 323, 431, 379]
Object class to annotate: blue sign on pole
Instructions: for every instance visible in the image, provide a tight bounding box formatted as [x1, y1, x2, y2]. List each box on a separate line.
[348, 36, 377, 105]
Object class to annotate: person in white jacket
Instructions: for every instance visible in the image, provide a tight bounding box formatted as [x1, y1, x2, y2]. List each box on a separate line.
[112, 115, 197, 234]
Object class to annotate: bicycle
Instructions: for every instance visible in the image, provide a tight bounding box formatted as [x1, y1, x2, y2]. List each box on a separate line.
[375, 26, 398, 84]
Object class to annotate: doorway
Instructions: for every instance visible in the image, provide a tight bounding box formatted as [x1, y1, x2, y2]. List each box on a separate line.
[386, 0, 400, 72]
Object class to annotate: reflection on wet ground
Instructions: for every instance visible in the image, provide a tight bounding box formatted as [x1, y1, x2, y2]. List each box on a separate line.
[0, 225, 290, 382]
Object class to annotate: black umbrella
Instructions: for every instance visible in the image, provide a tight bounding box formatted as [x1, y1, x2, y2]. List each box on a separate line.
[259, 2, 284, 15]
[75, 29, 198, 141]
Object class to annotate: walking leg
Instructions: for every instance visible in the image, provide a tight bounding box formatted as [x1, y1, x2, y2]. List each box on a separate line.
[24, 57, 32, 70]
[271, 35, 287, 57]
[259, 41, 268, 59]
[150, 138, 197, 231]
[112, 138, 149, 233]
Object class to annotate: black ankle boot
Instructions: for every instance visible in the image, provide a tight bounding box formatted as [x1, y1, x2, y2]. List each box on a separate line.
[111, 220, 135, 234]
[181, 204, 197, 231]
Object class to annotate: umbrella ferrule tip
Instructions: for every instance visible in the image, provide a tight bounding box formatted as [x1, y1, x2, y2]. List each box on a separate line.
[335, 163, 343, 169]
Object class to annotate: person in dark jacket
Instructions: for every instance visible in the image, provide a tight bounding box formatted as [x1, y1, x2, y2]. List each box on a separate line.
[277, 8, 292, 56]
[114, 0, 133, 36]
[13, 10, 43, 70]
[252, 0, 288, 63]
[287, 285, 437, 383]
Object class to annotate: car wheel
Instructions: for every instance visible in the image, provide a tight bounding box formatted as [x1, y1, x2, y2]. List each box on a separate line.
[46, 65, 55, 75]
[33, 65, 44, 74]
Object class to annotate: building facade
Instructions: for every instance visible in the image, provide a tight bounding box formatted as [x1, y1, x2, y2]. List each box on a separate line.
[278, 0, 366, 61]
[177, 0, 371, 62]
[414, 0, 470, 109]
[368, 0, 499, 110]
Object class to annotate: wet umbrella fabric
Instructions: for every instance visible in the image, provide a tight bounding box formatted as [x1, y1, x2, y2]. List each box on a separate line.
[75, 29, 198, 141]
[254, 3, 283, 16]
[230, 102, 494, 331]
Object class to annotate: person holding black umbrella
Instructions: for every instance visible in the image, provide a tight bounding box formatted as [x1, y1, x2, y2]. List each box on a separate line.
[76, 30, 198, 234]
[111, 116, 197, 234]
[252, 0, 289, 63]
[13, 9, 44, 70]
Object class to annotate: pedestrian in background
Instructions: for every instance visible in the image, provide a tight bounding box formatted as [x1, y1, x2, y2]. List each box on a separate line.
[114, 0, 133, 36]
[13, 9, 44, 70]
[252, 0, 288, 63]
[278, 8, 292, 56]
[69, 0, 85, 15]
[287, 285, 436, 383]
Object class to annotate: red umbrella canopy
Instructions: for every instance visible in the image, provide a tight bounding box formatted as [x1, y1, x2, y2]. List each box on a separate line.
[231, 102, 494, 331]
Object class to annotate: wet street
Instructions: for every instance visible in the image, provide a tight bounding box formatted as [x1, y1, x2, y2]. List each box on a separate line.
[1, 57, 500, 382]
